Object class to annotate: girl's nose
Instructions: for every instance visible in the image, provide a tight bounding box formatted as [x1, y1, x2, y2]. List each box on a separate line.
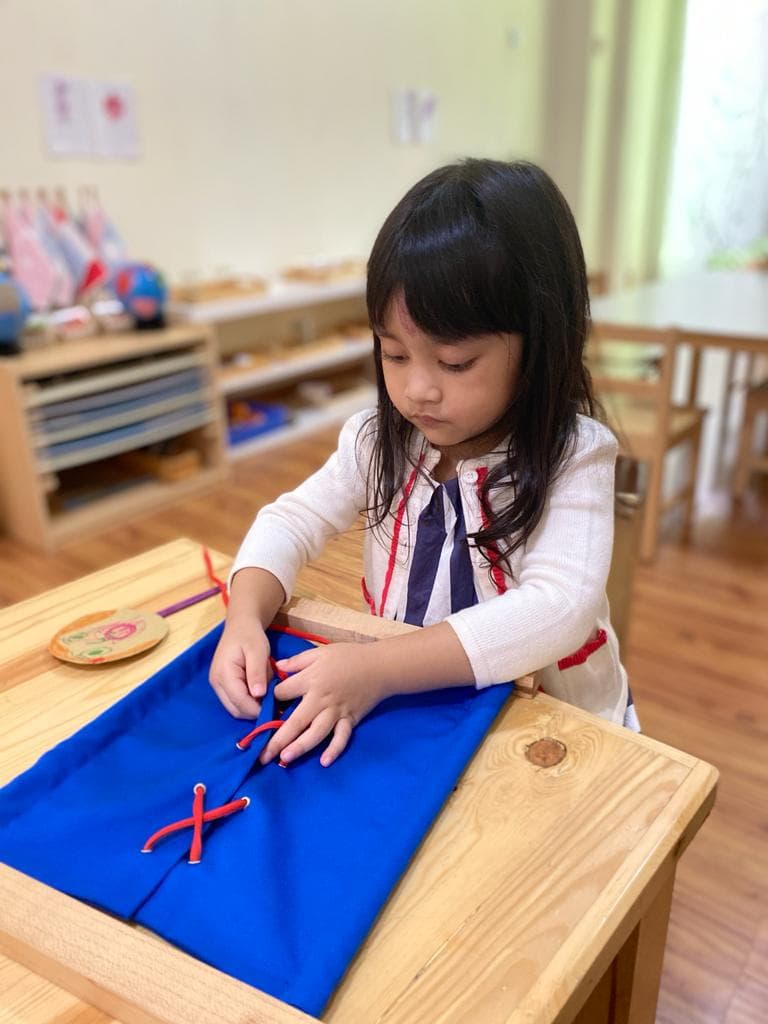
[404, 369, 441, 405]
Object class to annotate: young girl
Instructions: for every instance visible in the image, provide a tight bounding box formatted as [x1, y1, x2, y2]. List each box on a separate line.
[210, 158, 635, 768]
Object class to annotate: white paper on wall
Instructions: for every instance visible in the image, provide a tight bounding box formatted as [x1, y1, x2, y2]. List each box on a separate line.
[39, 74, 93, 156]
[390, 88, 437, 146]
[88, 80, 142, 160]
[413, 90, 437, 144]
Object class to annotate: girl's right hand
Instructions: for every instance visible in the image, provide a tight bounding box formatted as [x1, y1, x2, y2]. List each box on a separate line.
[209, 616, 271, 719]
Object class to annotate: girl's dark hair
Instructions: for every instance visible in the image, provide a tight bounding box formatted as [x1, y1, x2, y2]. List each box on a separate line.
[365, 157, 598, 570]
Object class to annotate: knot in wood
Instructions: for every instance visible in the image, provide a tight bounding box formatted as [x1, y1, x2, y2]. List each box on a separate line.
[525, 737, 567, 768]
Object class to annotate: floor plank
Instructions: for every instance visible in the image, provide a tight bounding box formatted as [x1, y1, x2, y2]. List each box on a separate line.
[0, 427, 766, 1022]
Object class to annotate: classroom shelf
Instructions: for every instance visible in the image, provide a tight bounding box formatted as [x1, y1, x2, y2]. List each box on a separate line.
[36, 405, 218, 473]
[45, 466, 226, 547]
[25, 354, 208, 411]
[170, 271, 372, 459]
[0, 326, 227, 550]
[168, 275, 365, 323]
[226, 384, 376, 461]
[31, 385, 217, 447]
[219, 335, 373, 396]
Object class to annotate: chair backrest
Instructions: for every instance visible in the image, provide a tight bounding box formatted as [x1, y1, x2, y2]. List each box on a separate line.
[587, 270, 609, 297]
[587, 323, 680, 453]
[607, 455, 645, 651]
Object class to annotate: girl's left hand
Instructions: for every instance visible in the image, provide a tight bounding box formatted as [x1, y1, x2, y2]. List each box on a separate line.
[259, 642, 387, 768]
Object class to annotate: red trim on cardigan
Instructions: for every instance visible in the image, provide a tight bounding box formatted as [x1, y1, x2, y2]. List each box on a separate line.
[557, 629, 607, 670]
[361, 577, 376, 615]
[474, 467, 507, 596]
[379, 462, 421, 616]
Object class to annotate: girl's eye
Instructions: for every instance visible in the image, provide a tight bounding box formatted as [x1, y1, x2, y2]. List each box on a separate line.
[381, 352, 407, 363]
[441, 359, 476, 373]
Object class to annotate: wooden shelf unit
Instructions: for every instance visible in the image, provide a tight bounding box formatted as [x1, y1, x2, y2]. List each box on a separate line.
[171, 274, 375, 458]
[0, 326, 227, 549]
[167, 274, 366, 324]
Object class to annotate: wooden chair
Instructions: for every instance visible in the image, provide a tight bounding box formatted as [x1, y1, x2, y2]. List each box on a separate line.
[606, 456, 644, 651]
[733, 378, 768, 496]
[587, 324, 706, 562]
[717, 351, 768, 469]
[587, 269, 609, 297]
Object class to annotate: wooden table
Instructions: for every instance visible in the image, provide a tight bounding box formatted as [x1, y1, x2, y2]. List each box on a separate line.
[0, 538, 718, 1024]
[590, 268, 768, 428]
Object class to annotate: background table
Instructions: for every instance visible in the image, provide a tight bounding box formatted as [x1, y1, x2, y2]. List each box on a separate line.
[591, 269, 768, 431]
[0, 538, 718, 1024]
[590, 270, 768, 352]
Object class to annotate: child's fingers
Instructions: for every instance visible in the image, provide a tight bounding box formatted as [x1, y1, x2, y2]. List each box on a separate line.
[260, 703, 330, 764]
[259, 705, 309, 763]
[275, 647, 321, 674]
[272, 674, 303, 702]
[278, 710, 337, 765]
[244, 649, 269, 699]
[209, 671, 262, 719]
[319, 718, 353, 767]
[209, 676, 243, 719]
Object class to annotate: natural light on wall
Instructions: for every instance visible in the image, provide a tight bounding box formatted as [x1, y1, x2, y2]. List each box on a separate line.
[660, 0, 768, 275]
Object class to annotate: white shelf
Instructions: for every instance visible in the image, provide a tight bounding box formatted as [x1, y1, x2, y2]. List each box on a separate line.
[226, 385, 376, 461]
[169, 276, 366, 324]
[220, 336, 373, 396]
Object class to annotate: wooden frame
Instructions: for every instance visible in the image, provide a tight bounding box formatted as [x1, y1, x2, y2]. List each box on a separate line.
[0, 540, 717, 1024]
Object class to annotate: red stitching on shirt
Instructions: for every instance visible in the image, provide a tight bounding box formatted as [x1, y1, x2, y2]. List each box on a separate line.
[557, 629, 607, 670]
[474, 467, 507, 596]
[379, 462, 421, 616]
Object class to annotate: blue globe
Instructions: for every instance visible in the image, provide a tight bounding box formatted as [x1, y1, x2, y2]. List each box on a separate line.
[0, 273, 31, 353]
[114, 262, 167, 325]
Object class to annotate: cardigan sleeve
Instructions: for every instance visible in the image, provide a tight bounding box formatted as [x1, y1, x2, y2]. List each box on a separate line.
[446, 419, 618, 686]
[229, 409, 374, 599]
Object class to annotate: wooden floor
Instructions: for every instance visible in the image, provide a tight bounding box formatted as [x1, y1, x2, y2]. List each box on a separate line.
[1, 429, 766, 1024]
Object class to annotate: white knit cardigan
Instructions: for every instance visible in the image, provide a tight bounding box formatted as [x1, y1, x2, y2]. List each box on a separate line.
[231, 410, 629, 725]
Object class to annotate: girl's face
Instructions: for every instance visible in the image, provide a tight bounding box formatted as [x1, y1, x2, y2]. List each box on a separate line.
[379, 295, 523, 453]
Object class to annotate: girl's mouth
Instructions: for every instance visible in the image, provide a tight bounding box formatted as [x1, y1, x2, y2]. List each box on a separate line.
[413, 414, 444, 428]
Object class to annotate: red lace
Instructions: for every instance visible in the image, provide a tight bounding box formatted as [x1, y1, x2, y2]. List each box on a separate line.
[141, 784, 250, 864]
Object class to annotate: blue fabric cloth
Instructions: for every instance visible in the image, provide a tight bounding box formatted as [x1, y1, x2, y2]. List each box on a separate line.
[0, 625, 512, 1016]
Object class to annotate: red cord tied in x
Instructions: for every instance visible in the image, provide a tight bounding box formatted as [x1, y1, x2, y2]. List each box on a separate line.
[140, 783, 249, 864]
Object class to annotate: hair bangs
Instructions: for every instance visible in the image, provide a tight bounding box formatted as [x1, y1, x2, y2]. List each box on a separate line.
[368, 193, 522, 341]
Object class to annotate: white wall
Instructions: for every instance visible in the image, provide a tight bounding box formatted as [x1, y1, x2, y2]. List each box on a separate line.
[0, 0, 547, 281]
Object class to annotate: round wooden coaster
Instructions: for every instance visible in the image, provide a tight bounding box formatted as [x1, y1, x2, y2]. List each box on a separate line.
[49, 608, 169, 665]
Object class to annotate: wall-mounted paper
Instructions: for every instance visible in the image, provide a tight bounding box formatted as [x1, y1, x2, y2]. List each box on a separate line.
[39, 74, 93, 156]
[391, 88, 438, 146]
[88, 81, 142, 160]
[38, 75, 141, 160]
